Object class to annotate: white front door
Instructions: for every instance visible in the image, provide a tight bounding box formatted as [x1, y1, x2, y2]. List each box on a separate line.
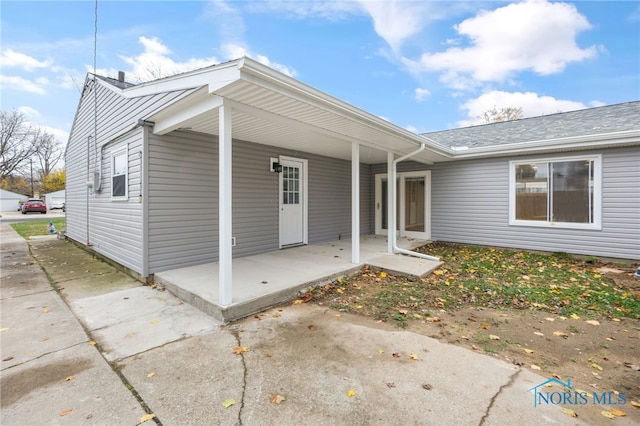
[375, 171, 431, 240]
[279, 157, 307, 247]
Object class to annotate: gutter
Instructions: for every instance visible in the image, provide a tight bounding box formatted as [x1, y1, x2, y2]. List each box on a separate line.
[390, 143, 440, 262]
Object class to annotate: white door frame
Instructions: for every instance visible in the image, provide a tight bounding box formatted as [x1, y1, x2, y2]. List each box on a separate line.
[278, 156, 308, 248]
[375, 170, 431, 240]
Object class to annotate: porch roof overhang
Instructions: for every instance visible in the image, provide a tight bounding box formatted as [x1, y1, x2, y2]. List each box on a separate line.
[141, 57, 452, 165]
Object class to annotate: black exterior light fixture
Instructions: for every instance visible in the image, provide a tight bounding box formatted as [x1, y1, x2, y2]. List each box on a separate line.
[272, 161, 283, 173]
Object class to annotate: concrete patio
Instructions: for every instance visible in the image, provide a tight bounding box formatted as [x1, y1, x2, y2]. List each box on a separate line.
[154, 235, 442, 322]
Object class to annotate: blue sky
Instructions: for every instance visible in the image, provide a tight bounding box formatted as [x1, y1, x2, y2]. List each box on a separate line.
[1, 0, 639, 146]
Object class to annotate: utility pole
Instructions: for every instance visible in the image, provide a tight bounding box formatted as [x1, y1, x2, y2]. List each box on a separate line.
[30, 158, 34, 197]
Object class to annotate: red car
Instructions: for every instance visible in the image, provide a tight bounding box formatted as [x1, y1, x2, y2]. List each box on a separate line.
[21, 199, 47, 214]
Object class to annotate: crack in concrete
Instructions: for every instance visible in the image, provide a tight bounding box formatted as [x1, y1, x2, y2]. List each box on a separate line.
[478, 368, 522, 426]
[0, 340, 88, 372]
[230, 327, 247, 426]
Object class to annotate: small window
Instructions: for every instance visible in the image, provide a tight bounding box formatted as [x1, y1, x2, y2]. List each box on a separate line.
[112, 148, 128, 199]
[510, 155, 601, 229]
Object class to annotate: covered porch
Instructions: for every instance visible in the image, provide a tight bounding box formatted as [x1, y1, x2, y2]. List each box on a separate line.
[154, 235, 441, 323]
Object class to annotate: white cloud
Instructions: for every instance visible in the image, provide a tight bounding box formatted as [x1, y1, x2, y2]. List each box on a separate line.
[404, 0, 598, 87]
[17, 106, 40, 118]
[119, 36, 219, 82]
[247, 0, 360, 20]
[414, 87, 430, 102]
[458, 90, 593, 127]
[0, 75, 47, 95]
[220, 43, 297, 77]
[357, 0, 433, 51]
[1, 49, 53, 71]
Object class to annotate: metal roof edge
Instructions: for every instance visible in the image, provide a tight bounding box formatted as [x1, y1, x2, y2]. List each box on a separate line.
[448, 130, 640, 159]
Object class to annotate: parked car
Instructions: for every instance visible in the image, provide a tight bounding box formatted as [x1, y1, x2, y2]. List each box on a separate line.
[50, 201, 65, 210]
[21, 199, 47, 214]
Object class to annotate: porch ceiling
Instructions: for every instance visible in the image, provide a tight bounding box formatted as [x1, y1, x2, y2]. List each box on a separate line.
[145, 57, 452, 165]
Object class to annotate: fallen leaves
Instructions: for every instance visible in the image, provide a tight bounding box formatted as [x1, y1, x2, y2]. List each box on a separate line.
[585, 320, 600, 326]
[65, 375, 75, 382]
[523, 349, 534, 354]
[307, 324, 318, 331]
[232, 346, 248, 355]
[553, 331, 568, 339]
[222, 399, 235, 408]
[147, 372, 156, 378]
[58, 408, 72, 417]
[140, 413, 156, 423]
[346, 390, 357, 397]
[489, 334, 500, 340]
[560, 407, 577, 418]
[409, 353, 420, 360]
[530, 364, 541, 370]
[270, 394, 286, 404]
[600, 410, 616, 419]
[608, 408, 626, 417]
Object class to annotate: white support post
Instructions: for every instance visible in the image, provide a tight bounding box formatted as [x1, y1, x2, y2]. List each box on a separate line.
[351, 142, 360, 264]
[387, 151, 395, 254]
[219, 104, 233, 306]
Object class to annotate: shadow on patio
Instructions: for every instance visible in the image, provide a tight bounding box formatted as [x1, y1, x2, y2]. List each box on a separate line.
[154, 235, 442, 323]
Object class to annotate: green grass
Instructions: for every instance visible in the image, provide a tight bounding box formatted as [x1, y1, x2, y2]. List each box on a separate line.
[310, 242, 640, 324]
[11, 218, 65, 238]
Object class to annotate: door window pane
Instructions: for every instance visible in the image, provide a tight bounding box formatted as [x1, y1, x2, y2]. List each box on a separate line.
[405, 177, 425, 232]
[380, 178, 403, 231]
[282, 165, 300, 205]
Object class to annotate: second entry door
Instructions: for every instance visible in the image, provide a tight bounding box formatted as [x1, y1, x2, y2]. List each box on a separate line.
[279, 157, 307, 247]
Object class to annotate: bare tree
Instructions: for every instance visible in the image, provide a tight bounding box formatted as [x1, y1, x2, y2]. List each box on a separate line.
[477, 106, 523, 124]
[34, 129, 64, 180]
[0, 109, 38, 179]
[133, 62, 180, 83]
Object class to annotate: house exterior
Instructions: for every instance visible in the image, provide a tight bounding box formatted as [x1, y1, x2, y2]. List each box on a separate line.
[0, 189, 26, 212]
[65, 57, 640, 306]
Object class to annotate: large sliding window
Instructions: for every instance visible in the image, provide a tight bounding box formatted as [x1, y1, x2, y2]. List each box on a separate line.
[509, 155, 601, 229]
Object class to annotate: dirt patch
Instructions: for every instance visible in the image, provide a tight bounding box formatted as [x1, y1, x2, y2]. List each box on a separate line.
[304, 247, 640, 423]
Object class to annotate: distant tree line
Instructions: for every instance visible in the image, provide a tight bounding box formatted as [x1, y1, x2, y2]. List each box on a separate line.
[1, 109, 65, 196]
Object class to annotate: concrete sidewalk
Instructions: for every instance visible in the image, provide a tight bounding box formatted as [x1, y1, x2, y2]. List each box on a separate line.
[2, 223, 621, 425]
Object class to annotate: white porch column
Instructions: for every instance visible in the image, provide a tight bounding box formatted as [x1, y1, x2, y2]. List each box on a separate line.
[387, 151, 395, 254]
[351, 141, 360, 264]
[219, 104, 233, 306]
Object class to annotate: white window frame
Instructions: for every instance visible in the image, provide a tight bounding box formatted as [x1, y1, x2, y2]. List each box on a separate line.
[111, 147, 128, 200]
[508, 154, 602, 230]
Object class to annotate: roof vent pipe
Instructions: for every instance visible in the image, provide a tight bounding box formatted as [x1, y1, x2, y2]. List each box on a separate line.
[118, 71, 125, 83]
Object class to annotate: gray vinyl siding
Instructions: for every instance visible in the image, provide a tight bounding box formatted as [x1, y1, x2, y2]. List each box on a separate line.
[147, 131, 218, 273]
[65, 76, 194, 274]
[429, 146, 640, 260]
[147, 132, 373, 274]
[86, 130, 144, 272]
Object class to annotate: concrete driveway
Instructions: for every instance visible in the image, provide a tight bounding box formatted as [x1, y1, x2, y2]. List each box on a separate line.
[1, 223, 607, 425]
